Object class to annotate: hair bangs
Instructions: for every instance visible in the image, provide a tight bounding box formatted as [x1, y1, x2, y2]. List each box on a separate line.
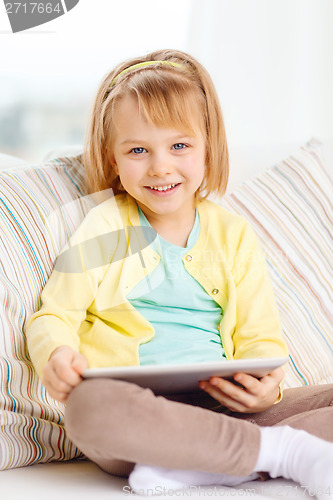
[127, 70, 206, 138]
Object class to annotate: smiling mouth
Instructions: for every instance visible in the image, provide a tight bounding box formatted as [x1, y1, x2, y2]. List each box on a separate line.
[146, 183, 180, 192]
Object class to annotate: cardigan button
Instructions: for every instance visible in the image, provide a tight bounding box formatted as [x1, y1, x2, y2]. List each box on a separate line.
[185, 254, 193, 262]
[212, 288, 219, 295]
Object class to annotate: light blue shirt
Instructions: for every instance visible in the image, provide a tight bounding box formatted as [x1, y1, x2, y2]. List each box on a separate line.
[126, 208, 226, 366]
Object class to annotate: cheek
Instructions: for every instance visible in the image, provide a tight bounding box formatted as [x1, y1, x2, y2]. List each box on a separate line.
[193, 160, 206, 190]
[191, 157, 206, 180]
[116, 164, 141, 189]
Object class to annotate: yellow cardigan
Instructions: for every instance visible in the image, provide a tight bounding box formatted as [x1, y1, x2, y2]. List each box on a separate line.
[26, 194, 288, 380]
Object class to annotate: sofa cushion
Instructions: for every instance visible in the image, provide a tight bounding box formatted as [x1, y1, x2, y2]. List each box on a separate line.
[0, 156, 89, 469]
[221, 139, 333, 387]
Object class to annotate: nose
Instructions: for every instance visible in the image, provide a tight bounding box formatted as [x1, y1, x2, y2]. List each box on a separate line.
[148, 151, 173, 177]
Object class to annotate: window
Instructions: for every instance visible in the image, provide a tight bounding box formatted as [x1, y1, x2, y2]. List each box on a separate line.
[0, 0, 192, 161]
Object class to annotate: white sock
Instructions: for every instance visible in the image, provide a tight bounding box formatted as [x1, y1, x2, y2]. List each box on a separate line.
[129, 426, 333, 497]
[255, 426, 333, 498]
[129, 464, 258, 495]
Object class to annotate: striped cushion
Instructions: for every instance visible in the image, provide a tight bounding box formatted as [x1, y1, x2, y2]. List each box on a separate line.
[221, 139, 333, 387]
[0, 155, 89, 469]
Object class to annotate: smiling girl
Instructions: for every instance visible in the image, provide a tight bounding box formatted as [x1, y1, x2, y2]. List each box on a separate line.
[26, 50, 333, 496]
[110, 93, 206, 246]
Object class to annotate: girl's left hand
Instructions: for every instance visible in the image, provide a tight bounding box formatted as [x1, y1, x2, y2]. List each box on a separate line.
[199, 366, 284, 413]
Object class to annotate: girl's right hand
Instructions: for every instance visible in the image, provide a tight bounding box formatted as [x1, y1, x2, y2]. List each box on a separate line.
[42, 346, 88, 403]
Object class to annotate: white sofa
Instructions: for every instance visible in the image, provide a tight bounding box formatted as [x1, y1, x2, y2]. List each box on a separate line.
[0, 140, 332, 499]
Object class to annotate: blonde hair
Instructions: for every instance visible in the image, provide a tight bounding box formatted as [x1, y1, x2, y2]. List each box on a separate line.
[84, 49, 229, 200]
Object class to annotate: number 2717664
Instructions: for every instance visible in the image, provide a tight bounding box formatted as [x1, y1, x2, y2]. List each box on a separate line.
[5, 3, 62, 14]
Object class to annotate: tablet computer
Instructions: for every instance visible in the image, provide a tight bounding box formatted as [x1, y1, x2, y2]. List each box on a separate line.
[82, 357, 288, 394]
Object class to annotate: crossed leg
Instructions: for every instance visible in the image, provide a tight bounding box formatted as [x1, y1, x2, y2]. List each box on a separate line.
[65, 379, 333, 477]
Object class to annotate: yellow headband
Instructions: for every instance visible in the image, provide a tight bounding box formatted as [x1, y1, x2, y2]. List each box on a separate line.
[110, 60, 184, 87]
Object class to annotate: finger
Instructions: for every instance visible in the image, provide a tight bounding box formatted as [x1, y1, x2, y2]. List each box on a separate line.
[210, 376, 254, 400]
[233, 373, 262, 395]
[44, 365, 74, 394]
[43, 365, 75, 403]
[53, 361, 82, 387]
[44, 357, 79, 391]
[200, 382, 252, 412]
[72, 353, 89, 375]
[263, 366, 285, 384]
[199, 379, 255, 409]
[43, 378, 71, 403]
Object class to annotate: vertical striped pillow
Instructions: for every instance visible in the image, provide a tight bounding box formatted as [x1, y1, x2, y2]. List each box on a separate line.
[0, 155, 89, 469]
[221, 139, 333, 388]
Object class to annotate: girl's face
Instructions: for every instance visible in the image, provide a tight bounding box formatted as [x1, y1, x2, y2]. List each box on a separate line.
[111, 94, 206, 227]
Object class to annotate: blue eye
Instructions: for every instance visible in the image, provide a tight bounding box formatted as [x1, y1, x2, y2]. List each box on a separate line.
[173, 143, 187, 150]
[131, 147, 146, 154]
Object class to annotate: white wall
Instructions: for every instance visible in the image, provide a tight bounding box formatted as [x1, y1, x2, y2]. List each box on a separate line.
[0, 0, 192, 160]
[187, 0, 333, 149]
[1, 0, 332, 177]
[0, 0, 191, 105]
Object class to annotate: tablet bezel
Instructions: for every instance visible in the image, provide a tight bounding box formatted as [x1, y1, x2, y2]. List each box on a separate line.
[82, 357, 288, 394]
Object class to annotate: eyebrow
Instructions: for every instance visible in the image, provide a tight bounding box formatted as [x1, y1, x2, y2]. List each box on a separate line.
[120, 140, 144, 146]
[119, 135, 196, 146]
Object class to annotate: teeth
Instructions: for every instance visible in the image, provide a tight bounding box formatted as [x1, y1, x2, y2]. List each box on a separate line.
[149, 184, 177, 191]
